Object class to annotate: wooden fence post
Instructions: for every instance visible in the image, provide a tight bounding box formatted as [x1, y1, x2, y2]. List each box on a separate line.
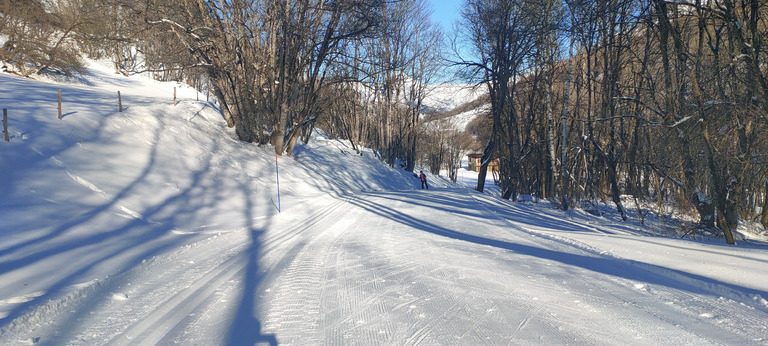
[57, 89, 62, 119]
[3, 108, 9, 142]
[118, 91, 123, 112]
[173, 87, 177, 106]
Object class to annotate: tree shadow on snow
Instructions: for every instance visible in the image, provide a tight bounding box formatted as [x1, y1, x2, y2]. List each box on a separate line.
[226, 179, 278, 346]
[0, 75, 277, 344]
[346, 190, 768, 310]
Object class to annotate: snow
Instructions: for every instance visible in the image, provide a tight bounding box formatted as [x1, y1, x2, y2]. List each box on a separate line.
[420, 83, 490, 132]
[445, 102, 490, 131]
[1, 61, 768, 345]
[423, 83, 486, 114]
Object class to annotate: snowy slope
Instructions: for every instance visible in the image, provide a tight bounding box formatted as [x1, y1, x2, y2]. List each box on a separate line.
[423, 83, 485, 114]
[422, 82, 489, 133]
[1, 62, 768, 345]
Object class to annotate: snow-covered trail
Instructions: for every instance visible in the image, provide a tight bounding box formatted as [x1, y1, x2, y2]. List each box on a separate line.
[253, 188, 767, 345]
[1, 187, 767, 344]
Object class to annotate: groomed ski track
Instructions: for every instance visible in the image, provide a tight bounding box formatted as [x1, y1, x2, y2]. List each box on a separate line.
[2, 188, 766, 345]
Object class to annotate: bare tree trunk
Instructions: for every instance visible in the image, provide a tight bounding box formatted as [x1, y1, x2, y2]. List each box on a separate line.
[545, 61, 555, 199]
[560, 30, 574, 210]
[608, 159, 628, 221]
[761, 179, 768, 229]
[476, 138, 495, 193]
[212, 85, 235, 128]
[701, 119, 736, 244]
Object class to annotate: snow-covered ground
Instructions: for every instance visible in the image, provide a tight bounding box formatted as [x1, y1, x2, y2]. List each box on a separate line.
[1, 62, 767, 345]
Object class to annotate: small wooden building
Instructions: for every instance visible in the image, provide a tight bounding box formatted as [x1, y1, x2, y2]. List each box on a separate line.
[467, 153, 499, 172]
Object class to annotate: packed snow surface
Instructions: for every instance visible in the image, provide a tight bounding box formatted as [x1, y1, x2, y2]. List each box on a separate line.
[1, 62, 767, 345]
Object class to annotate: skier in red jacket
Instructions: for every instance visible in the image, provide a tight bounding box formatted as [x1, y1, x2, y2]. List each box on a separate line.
[419, 171, 429, 189]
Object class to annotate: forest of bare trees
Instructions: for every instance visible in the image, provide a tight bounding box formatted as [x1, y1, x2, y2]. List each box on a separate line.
[2, 0, 767, 241]
[456, 0, 768, 243]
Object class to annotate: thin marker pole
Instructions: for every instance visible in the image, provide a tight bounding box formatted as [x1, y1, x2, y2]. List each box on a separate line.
[57, 89, 62, 119]
[3, 109, 9, 142]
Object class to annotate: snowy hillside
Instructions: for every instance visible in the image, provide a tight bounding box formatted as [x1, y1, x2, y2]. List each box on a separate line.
[421, 82, 490, 132]
[423, 83, 485, 114]
[1, 62, 768, 345]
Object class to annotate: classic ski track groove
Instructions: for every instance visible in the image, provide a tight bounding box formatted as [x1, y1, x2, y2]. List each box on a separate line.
[109, 196, 354, 345]
[0, 196, 352, 345]
[258, 197, 361, 344]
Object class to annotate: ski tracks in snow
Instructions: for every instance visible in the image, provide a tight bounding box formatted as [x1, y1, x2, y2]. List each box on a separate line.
[0, 195, 352, 345]
[3, 189, 767, 344]
[258, 189, 767, 345]
[258, 189, 573, 344]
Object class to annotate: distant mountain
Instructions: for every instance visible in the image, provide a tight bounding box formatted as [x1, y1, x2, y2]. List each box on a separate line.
[421, 83, 489, 131]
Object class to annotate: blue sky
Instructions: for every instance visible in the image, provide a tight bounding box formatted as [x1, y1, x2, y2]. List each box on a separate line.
[427, 0, 467, 83]
[427, 0, 463, 33]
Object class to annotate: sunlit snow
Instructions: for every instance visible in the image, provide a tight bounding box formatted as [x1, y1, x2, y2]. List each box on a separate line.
[1, 61, 767, 345]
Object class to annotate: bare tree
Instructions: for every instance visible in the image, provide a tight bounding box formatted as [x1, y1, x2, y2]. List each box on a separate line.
[457, 0, 538, 198]
[0, 0, 89, 76]
[112, 0, 380, 155]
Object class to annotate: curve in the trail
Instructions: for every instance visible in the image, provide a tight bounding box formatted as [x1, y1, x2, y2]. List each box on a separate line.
[257, 188, 767, 345]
